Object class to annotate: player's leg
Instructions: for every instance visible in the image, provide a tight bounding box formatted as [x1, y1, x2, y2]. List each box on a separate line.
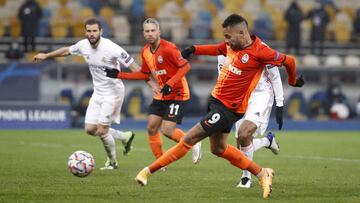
[236, 120, 257, 187]
[147, 99, 166, 159]
[211, 133, 274, 198]
[106, 96, 135, 155]
[135, 122, 207, 185]
[97, 97, 125, 170]
[160, 100, 202, 164]
[147, 114, 163, 159]
[83, 96, 117, 170]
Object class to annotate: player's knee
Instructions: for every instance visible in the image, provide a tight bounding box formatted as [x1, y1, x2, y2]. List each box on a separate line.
[210, 146, 226, 156]
[238, 126, 254, 140]
[160, 127, 173, 138]
[95, 126, 108, 137]
[84, 126, 97, 136]
[147, 124, 158, 136]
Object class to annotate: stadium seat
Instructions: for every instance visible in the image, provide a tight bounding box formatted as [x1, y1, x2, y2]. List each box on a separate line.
[0, 18, 4, 37]
[99, 6, 115, 28]
[79, 7, 94, 20]
[59, 89, 75, 107]
[285, 91, 308, 120]
[112, 15, 130, 43]
[302, 54, 320, 67]
[344, 55, 360, 67]
[74, 89, 93, 117]
[324, 55, 343, 67]
[50, 18, 68, 38]
[309, 90, 330, 120]
[9, 17, 21, 38]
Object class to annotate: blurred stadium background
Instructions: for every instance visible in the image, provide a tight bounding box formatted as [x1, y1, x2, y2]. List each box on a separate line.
[0, 0, 360, 130]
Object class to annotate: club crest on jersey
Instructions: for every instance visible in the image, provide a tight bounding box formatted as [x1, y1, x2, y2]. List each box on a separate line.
[241, 54, 249, 63]
[158, 55, 163, 64]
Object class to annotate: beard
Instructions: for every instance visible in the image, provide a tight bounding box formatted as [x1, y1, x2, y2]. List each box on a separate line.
[87, 36, 100, 46]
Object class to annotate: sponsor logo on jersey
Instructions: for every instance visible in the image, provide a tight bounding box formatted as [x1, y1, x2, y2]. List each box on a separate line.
[155, 69, 167, 76]
[229, 64, 242, 75]
[241, 54, 249, 63]
[158, 55, 163, 64]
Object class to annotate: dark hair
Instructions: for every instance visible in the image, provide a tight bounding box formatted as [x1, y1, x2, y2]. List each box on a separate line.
[84, 18, 102, 30]
[222, 14, 248, 28]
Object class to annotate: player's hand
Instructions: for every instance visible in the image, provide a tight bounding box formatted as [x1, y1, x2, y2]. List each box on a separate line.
[276, 106, 283, 130]
[181, 46, 195, 59]
[293, 75, 305, 87]
[161, 84, 172, 96]
[33, 53, 47, 62]
[104, 68, 119, 78]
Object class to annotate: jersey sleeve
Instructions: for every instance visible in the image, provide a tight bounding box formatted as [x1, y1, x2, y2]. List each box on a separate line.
[257, 43, 285, 66]
[68, 41, 83, 56]
[168, 45, 188, 68]
[115, 46, 134, 68]
[267, 66, 284, 107]
[194, 42, 227, 56]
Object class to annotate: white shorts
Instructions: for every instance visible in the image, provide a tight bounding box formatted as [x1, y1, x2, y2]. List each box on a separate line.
[85, 94, 124, 126]
[235, 90, 274, 138]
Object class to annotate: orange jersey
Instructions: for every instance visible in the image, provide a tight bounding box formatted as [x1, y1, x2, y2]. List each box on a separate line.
[195, 36, 291, 114]
[141, 39, 190, 101]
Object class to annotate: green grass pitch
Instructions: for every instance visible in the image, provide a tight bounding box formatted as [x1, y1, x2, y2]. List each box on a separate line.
[1, 130, 360, 203]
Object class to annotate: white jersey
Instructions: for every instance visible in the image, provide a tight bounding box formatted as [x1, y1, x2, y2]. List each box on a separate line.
[69, 37, 134, 97]
[217, 55, 283, 107]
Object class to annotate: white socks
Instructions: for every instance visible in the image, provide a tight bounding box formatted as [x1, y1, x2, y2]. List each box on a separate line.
[100, 132, 116, 161]
[253, 137, 270, 151]
[241, 144, 254, 178]
[109, 128, 127, 141]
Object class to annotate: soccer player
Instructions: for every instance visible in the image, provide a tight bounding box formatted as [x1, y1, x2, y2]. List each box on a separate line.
[133, 14, 304, 199]
[33, 18, 155, 170]
[104, 18, 202, 165]
[218, 55, 284, 188]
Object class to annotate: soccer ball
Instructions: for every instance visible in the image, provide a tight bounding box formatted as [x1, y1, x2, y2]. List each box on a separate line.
[67, 151, 95, 177]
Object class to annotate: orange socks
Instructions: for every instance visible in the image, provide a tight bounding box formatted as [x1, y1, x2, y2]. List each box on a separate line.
[148, 132, 163, 159]
[148, 140, 192, 173]
[170, 128, 185, 142]
[218, 144, 262, 175]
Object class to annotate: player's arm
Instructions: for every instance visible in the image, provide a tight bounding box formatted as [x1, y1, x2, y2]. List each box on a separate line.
[282, 55, 304, 87]
[267, 66, 284, 130]
[167, 63, 190, 87]
[258, 45, 303, 87]
[33, 46, 70, 62]
[128, 61, 160, 94]
[181, 42, 227, 59]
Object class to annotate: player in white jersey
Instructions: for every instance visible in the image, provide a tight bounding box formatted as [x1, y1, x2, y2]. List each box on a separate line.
[217, 55, 283, 188]
[33, 18, 160, 170]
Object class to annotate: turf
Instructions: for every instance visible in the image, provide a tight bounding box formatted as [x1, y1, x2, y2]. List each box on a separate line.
[0, 130, 360, 203]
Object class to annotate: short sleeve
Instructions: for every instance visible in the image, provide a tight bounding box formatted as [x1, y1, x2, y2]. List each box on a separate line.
[257, 42, 285, 66]
[68, 41, 82, 56]
[168, 46, 188, 68]
[116, 46, 134, 68]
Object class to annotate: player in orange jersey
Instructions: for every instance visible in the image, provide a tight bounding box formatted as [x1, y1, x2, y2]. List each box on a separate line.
[133, 14, 304, 199]
[104, 18, 202, 165]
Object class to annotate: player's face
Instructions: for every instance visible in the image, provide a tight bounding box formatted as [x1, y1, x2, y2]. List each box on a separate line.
[223, 24, 247, 51]
[143, 23, 160, 45]
[85, 24, 102, 46]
